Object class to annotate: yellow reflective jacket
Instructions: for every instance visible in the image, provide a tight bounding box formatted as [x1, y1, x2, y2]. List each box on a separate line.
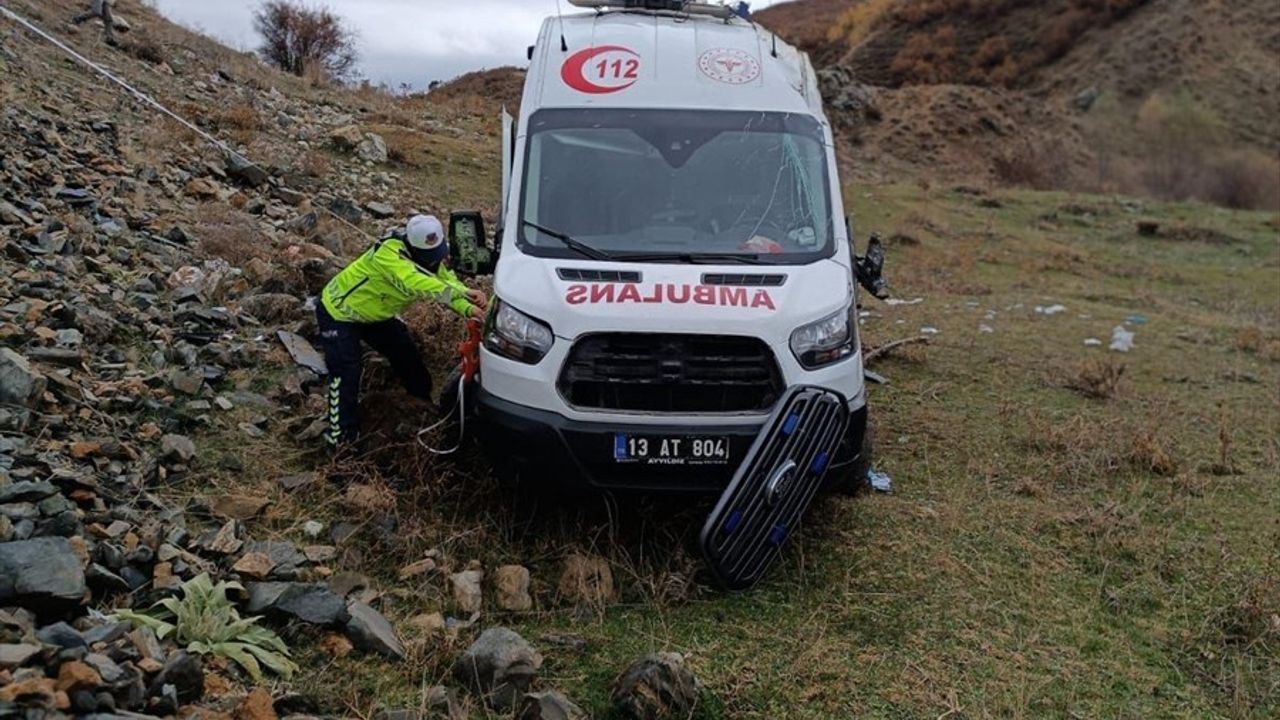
[320, 238, 474, 323]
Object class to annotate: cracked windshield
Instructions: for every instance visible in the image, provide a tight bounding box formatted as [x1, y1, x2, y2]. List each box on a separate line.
[520, 109, 833, 262]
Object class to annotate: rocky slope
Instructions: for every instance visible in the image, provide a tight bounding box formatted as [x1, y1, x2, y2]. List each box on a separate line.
[0, 0, 642, 717]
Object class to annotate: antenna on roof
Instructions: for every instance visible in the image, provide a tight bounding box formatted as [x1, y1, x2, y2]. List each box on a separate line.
[556, 0, 569, 51]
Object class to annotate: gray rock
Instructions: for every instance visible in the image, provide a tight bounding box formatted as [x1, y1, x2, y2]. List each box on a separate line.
[328, 198, 363, 224]
[0, 642, 41, 669]
[0, 537, 88, 612]
[519, 691, 587, 720]
[610, 653, 699, 720]
[1073, 86, 1102, 112]
[0, 503, 39, 521]
[148, 651, 203, 703]
[816, 66, 881, 123]
[452, 627, 543, 711]
[243, 541, 308, 579]
[0, 481, 57, 504]
[345, 601, 405, 659]
[81, 621, 129, 646]
[128, 627, 164, 661]
[84, 652, 126, 683]
[246, 582, 350, 626]
[365, 201, 395, 219]
[159, 434, 196, 463]
[169, 369, 204, 395]
[356, 133, 389, 163]
[35, 621, 85, 649]
[0, 348, 45, 408]
[225, 153, 269, 187]
[195, 519, 242, 555]
[328, 571, 368, 597]
[272, 185, 306, 206]
[0, 516, 11, 542]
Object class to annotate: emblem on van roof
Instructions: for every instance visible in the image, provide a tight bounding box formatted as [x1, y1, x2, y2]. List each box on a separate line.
[698, 48, 760, 85]
[561, 45, 641, 94]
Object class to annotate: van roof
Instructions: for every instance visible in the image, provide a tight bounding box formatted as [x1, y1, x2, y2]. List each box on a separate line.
[525, 10, 824, 118]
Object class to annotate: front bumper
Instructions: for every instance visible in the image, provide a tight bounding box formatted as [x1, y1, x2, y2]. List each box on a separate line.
[476, 386, 867, 493]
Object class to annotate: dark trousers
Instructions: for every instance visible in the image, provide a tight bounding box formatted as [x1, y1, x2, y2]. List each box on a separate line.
[72, 1, 116, 44]
[316, 303, 432, 447]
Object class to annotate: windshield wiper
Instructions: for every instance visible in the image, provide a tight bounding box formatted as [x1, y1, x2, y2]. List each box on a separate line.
[612, 252, 770, 265]
[521, 220, 615, 262]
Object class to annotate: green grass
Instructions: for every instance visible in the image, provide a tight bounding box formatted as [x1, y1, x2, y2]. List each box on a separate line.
[172, 181, 1278, 718]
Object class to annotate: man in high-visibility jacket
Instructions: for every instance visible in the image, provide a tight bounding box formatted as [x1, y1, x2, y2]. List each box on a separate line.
[317, 214, 487, 448]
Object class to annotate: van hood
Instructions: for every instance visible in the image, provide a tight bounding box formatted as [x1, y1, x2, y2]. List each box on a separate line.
[493, 256, 853, 345]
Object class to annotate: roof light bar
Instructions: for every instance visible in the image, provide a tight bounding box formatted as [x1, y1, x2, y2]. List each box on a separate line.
[566, 0, 737, 20]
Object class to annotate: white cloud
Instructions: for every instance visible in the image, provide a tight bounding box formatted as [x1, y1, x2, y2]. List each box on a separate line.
[149, 0, 785, 88]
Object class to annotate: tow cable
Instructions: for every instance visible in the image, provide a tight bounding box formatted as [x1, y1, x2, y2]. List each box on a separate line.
[416, 319, 483, 455]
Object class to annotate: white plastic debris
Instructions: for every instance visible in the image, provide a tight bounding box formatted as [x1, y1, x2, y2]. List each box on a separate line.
[1109, 325, 1135, 352]
[920, 326, 940, 335]
[1035, 304, 1068, 316]
[867, 469, 893, 493]
[885, 297, 924, 306]
[1084, 338, 1102, 347]
[979, 324, 994, 334]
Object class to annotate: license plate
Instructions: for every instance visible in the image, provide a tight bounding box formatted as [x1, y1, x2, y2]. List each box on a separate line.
[613, 434, 732, 466]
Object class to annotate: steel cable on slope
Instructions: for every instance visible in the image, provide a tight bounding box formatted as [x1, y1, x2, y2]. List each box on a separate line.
[0, 1, 376, 243]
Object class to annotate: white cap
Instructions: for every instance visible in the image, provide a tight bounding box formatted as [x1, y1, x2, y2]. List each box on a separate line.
[405, 214, 445, 250]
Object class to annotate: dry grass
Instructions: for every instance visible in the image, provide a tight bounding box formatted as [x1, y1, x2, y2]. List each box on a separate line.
[1067, 357, 1127, 399]
[193, 204, 272, 265]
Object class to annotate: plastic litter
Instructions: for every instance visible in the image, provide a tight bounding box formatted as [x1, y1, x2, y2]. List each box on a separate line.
[920, 326, 940, 335]
[1035, 304, 1067, 316]
[885, 297, 924, 306]
[867, 469, 892, 493]
[1125, 314, 1149, 325]
[1110, 325, 1135, 352]
[1084, 338, 1102, 347]
[979, 324, 994, 334]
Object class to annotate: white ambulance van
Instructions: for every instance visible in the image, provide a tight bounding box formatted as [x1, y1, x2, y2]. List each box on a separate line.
[448, 0, 881, 492]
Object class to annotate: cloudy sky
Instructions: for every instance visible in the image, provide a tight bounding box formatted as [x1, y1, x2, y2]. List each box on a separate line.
[148, 0, 786, 90]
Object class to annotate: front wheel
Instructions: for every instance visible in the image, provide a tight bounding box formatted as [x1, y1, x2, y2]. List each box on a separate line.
[826, 417, 873, 496]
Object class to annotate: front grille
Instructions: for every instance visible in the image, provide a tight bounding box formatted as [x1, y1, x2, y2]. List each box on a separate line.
[557, 268, 641, 283]
[559, 333, 784, 413]
[702, 273, 787, 287]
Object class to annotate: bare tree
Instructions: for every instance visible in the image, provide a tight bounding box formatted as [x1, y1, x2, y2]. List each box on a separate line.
[253, 1, 358, 82]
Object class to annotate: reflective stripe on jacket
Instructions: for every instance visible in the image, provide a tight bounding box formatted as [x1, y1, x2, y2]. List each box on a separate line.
[320, 238, 474, 323]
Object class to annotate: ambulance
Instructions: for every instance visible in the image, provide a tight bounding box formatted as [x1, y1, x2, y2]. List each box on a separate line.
[447, 0, 883, 492]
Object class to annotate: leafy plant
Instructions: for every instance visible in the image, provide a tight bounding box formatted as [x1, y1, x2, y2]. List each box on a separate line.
[115, 573, 298, 681]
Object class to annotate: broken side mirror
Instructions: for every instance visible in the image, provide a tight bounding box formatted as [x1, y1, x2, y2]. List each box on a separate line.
[449, 211, 497, 277]
[855, 233, 888, 300]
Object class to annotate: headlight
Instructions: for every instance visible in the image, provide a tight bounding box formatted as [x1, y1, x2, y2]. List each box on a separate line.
[484, 299, 554, 364]
[790, 304, 857, 369]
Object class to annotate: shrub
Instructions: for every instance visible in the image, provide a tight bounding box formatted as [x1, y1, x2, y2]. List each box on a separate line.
[195, 204, 271, 265]
[212, 103, 263, 132]
[116, 574, 298, 681]
[992, 138, 1072, 190]
[253, 0, 358, 82]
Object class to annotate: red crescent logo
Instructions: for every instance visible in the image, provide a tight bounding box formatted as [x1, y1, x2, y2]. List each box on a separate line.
[562, 45, 641, 94]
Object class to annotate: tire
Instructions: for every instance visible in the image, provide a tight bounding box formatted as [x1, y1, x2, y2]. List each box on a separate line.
[827, 416, 873, 496]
